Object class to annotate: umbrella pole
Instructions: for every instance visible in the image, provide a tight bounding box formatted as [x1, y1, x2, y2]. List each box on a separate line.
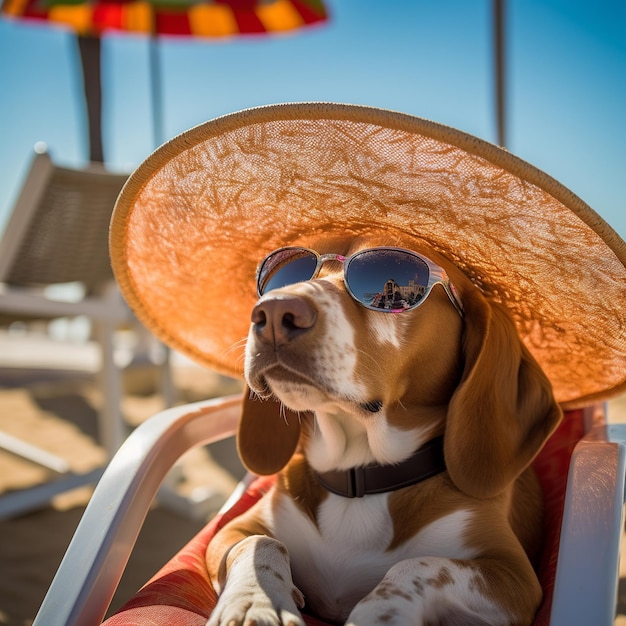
[493, 0, 507, 148]
[78, 35, 104, 163]
[149, 37, 163, 149]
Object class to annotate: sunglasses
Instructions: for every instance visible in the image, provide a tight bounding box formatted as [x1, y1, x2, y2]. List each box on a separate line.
[256, 246, 464, 317]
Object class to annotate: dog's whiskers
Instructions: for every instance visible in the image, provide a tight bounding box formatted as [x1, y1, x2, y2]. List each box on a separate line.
[354, 347, 385, 375]
[278, 402, 289, 425]
[221, 337, 248, 368]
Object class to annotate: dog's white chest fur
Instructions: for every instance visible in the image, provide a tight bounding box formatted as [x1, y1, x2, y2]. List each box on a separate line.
[269, 491, 476, 621]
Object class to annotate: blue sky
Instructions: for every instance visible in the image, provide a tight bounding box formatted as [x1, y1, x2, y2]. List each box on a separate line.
[0, 0, 624, 239]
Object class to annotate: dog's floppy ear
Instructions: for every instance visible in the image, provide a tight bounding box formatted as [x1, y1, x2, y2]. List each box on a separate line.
[237, 388, 302, 475]
[445, 291, 562, 499]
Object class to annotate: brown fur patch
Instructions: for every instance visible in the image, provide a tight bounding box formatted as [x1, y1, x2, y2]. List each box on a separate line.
[277, 453, 329, 526]
[206, 501, 274, 588]
[387, 473, 468, 551]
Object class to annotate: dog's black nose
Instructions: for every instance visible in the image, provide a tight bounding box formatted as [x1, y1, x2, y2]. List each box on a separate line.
[252, 295, 317, 346]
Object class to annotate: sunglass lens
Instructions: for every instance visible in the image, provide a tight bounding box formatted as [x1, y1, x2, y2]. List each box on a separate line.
[346, 249, 430, 311]
[258, 248, 318, 295]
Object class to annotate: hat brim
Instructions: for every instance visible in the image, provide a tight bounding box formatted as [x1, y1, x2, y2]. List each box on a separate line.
[110, 102, 626, 408]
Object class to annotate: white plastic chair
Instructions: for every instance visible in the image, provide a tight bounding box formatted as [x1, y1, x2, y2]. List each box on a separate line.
[0, 145, 174, 518]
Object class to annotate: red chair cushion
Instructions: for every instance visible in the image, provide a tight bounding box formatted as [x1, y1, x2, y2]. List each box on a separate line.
[103, 409, 585, 625]
[102, 476, 328, 625]
[531, 408, 585, 625]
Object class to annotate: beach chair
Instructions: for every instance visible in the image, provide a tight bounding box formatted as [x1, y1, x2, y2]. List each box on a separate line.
[30, 393, 626, 626]
[0, 146, 174, 519]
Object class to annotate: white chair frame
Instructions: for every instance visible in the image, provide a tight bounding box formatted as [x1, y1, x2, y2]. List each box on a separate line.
[0, 146, 174, 518]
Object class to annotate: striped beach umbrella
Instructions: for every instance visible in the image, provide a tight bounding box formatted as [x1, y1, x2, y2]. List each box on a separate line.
[1, 0, 329, 161]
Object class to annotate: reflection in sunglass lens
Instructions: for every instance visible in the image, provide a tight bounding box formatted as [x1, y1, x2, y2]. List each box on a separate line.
[347, 249, 430, 311]
[258, 249, 318, 295]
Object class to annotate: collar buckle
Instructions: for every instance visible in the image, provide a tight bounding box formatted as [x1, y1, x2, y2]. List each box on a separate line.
[348, 466, 366, 498]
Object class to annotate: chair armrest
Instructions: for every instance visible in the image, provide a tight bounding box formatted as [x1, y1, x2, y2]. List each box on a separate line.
[0, 285, 132, 322]
[550, 418, 626, 625]
[32, 394, 243, 626]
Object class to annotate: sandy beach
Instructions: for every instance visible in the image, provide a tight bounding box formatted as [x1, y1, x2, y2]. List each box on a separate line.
[0, 329, 625, 626]
[0, 329, 245, 625]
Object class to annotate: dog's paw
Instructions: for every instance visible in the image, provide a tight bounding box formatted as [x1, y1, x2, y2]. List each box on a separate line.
[207, 585, 305, 626]
[345, 568, 423, 626]
[207, 535, 305, 625]
[346, 599, 421, 626]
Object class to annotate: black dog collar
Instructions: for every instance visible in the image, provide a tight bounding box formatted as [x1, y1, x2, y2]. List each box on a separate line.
[313, 436, 446, 498]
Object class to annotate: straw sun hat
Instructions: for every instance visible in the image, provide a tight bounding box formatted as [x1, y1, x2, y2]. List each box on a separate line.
[110, 102, 626, 409]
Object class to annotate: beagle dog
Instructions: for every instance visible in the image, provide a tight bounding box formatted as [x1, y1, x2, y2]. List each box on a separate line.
[206, 237, 562, 626]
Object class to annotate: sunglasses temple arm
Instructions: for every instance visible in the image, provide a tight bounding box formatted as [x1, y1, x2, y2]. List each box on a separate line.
[443, 283, 464, 318]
